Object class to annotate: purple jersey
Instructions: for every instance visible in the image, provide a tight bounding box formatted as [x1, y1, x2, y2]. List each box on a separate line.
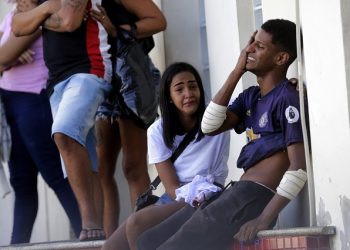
[228, 80, 303, 171]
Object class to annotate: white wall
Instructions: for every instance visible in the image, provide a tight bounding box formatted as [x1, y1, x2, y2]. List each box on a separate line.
[149, 0, 166, 73]
[300, 1, 350, 249]
[161, 0, 212, 98]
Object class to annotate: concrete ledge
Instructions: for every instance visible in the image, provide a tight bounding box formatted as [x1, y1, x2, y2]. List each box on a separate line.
[0, 240, 105, 250]
[1, 227, 336, 250]
[257, 226, 336, 238]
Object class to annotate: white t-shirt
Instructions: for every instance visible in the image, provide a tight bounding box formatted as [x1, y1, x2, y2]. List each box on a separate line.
[147, 119, 230, 185]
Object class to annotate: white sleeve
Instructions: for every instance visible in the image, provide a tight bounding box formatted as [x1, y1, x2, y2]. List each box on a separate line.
[147, 119, 172, 164]
[211, 131, 230, 185]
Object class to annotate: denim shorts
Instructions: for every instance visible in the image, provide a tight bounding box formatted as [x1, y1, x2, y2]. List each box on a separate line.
[50, 73, 111, 172]
[96, 56, 160, 129]
[155, 193, 176, 205]
[95, 98, 124, 122]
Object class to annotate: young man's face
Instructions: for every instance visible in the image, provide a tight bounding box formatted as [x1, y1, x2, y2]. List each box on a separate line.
[245, 29, 281, 75]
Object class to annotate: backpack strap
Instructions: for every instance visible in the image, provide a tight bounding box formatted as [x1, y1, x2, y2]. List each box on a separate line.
[150, 126, 198, 190]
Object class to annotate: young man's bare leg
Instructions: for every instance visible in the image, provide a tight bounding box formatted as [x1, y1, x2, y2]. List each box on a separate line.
[54, 133, 104, 240]
[92, 172, 104, 231]
[119, 119, 150, 206]
[96, 119, 121, 237]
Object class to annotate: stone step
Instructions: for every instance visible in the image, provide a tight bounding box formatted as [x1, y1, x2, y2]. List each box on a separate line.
[0, 240, 104, 250]
[0, 226, 336, 250]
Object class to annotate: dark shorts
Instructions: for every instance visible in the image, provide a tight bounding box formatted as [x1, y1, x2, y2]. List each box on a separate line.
[95, 96, 150, 129]
[137, 181, 275, 250]
[96, 98, 128, 122]
[155, 193, 176, 205]
[96, 56, 160, 129]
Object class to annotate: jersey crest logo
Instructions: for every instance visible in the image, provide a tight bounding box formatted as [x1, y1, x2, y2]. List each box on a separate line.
[246, 128, 260, 141]
[259, 112, 268, 128]
[285, 106, 300, 123]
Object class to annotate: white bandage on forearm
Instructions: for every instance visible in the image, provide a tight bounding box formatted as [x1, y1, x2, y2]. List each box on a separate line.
[277, 169, 307, 200]
[201, 101, 227, 134]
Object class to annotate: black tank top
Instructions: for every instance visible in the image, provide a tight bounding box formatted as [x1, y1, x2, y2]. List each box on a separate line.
[102, 0, 138, 26]
[102, 0, 154, 54]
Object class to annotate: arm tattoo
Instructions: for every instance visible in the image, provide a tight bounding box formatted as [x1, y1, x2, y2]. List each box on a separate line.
[44, 0, 86, 30]
[44, 13, 63, 29]
[62, 0, 85, 12]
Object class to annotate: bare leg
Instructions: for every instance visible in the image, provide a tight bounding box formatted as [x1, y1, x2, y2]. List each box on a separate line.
[119, 119, 150, 206]
[103, 202, 186, 250]
[102, 222, 129, 250]
[92, 172, 104, 230]
[127, 202, 186, 250]
[54, 133, 104, 239]
[96, 119, 121, 237]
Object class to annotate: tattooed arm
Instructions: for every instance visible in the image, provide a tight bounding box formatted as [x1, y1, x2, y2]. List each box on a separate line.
[12, 0, 56, 36]
[12, 0, 88, 35]
[42, 0, 88, 32]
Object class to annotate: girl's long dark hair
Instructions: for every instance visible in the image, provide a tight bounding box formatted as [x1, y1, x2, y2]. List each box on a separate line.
[159, 62, 206, 148]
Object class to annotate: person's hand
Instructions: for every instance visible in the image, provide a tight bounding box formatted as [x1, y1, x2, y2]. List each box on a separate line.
[288, 77, 305, 92]
[234, 31, 257, 75]
[289, 78, 298, 86]
[289, 78, 299, 91]
[41, 0, 61, 16]
[83, 9, 89, 22]
[233, 216, 269, 243]
[16, 0, 38, 13]
[90, 4, 117, 37]
[18, 49, 35, 64]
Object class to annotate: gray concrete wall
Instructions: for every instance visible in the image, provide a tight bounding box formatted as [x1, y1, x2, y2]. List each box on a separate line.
[161, 0, 211, 99]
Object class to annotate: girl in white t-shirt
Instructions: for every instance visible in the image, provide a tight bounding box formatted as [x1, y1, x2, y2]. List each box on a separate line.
[103, 62, 230, 250]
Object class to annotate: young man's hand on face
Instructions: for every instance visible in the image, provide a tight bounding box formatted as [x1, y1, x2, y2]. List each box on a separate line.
[234, 30, 257, 75]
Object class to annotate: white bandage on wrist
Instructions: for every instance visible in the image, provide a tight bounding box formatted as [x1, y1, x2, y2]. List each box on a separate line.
[201, 101, 227, 134]
[277, 169, 307, 200]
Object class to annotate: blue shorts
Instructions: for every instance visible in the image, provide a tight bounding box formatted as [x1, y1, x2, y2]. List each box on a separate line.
[95, 56, 160, 129]
[50, 73, 111, 172]
[155, 193, 176, 205]
[95, 98, 122, 122]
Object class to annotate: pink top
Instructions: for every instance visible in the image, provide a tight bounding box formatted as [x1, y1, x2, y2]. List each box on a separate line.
[0, 11, 48, 94]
